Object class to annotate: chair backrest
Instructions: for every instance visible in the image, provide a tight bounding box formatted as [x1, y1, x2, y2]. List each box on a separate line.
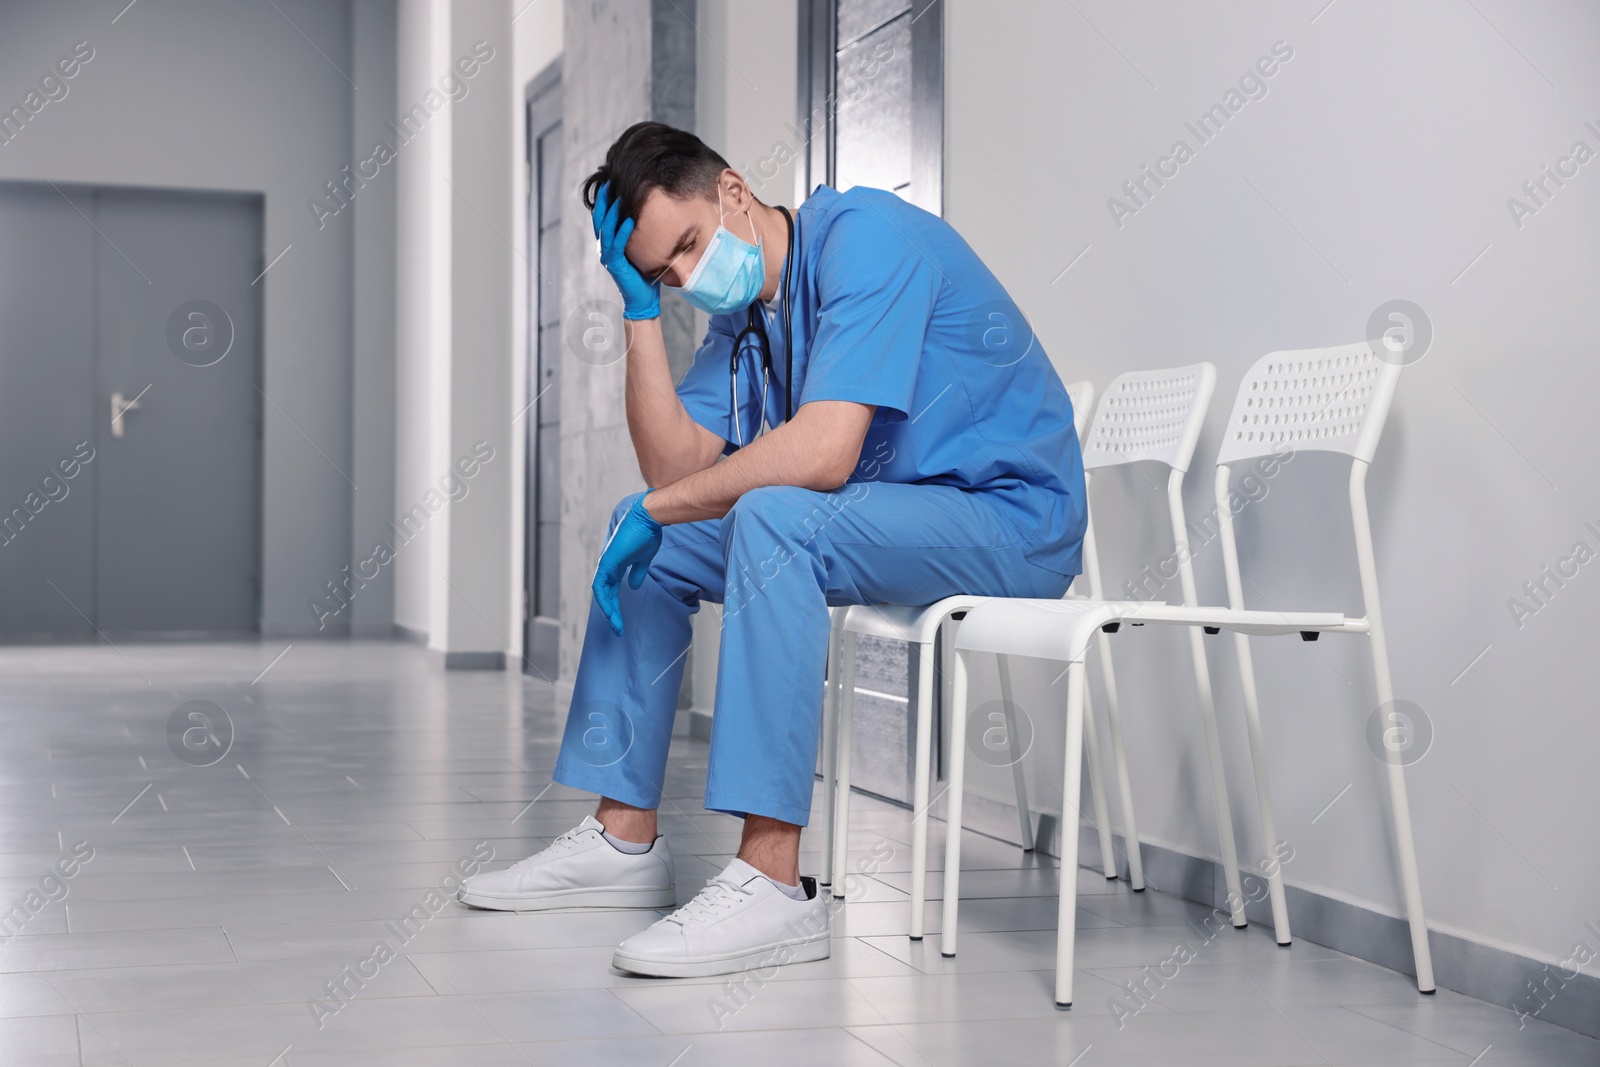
[1064, 380, 1095, 441]
[1082, 363, 1216, 473]
[1209, 341, 1406, 629]
[1074, 363, 1216, 604]
[1215, 342, 1401, 466]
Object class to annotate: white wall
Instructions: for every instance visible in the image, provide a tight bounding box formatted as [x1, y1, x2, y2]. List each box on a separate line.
[0, 0, 359, 636]
[393, 0, 450, 637]
[392, 0, 541, 658]
[439, 0, 516, 659]
[696, 0, 800, 204]
[946, 0, 1600, 971]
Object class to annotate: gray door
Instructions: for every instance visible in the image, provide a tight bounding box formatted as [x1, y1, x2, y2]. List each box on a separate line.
[0, 182, 262, 638]
[525, 64, 563, 679]
[801, 0, 943, 214]
[0, 184, 98, 636]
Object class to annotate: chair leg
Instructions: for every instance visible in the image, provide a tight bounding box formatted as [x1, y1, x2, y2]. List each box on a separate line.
[1186, 626, 1247, 927]
[1351, 466, 1433, 992]
[819, 614, 844, 888]
[1055, 659, 1087, 1009]
[1080, 686, 1117, 879]
[1095, 630, 1144, 890]
[996, 653, 1035, 852]
[1230, 632, 1291, 944]
[1384, 748, 1434, 991]
[939, 648, 971, 958]
[1370, 638, 1435, 991]
[908, 641, 936, 940]
[830, 631, 858, 900]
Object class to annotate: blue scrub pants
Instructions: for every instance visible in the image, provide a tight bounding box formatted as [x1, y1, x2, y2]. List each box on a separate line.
[551, 482, 1075, 827]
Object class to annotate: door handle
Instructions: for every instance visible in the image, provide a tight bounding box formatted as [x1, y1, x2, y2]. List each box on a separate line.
[111, 388, 145, 439]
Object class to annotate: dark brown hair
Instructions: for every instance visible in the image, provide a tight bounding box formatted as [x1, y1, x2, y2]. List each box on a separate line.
[580, 121, 731, 222]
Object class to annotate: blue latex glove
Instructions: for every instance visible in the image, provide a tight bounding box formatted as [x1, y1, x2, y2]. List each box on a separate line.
[591, 181, 660, 321]
[592, 493, 663, 636]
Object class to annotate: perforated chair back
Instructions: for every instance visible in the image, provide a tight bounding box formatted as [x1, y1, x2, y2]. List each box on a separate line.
[1064, 380, 1095, 441]
[1082, 363, 1216, 473]
[1215, 342, 1401, 466]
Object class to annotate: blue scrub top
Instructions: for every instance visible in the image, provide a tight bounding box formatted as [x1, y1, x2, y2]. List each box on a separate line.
[674, 184, 1086, 578]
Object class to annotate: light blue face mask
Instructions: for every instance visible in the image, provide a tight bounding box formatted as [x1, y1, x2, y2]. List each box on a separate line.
[673, 189, 765, 316]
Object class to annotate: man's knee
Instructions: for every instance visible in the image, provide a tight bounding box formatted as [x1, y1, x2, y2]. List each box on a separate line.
[720, 487, 834, 603]
[725, 486, 830, 541]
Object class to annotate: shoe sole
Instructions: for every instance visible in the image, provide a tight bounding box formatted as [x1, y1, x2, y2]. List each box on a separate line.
[612, 930, 831, 978]
[459, 885, 676, 912]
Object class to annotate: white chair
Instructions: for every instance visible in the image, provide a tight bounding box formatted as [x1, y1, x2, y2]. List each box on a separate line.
[817, 380, 1095, 933]
[1064, 360, 1251, 921]
[940, 342, 1434, 1008]
[821, 365, 1246, 946]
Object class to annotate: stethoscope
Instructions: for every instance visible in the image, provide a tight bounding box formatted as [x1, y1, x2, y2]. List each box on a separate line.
[728, 205, 796, 447]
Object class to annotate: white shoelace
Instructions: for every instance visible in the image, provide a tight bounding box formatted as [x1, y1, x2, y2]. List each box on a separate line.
[509, 824, 589, 869]
[669, 873, 755, 926]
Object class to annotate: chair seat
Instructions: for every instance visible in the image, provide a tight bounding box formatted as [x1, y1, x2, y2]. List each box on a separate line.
[953, 598, 1363, 664]
[838, 595, 990, 645]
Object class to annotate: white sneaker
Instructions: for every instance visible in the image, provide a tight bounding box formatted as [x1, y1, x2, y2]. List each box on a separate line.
[458, 815, 675, 911]
[611, 857, 831, 978]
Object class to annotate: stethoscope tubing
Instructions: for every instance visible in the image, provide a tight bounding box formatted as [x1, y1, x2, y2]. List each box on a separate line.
[728, 207, 796, 448]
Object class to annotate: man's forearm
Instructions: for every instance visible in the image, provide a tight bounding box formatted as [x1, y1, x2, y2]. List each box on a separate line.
[624, 317, 722, 486]
[644, 401, 874, 525]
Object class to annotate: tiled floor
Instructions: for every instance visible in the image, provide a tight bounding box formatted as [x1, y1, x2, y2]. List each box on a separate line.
[2, 641, 1596, 1066]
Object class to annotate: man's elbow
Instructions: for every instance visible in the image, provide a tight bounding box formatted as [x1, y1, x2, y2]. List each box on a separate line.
[800, 451, 858, 492]
[637, 461, 669, 490]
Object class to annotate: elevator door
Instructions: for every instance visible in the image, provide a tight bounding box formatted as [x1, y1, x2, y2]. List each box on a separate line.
[0, 182, 262, 638]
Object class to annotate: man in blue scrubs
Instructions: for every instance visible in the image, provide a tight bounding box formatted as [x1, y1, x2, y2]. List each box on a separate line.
[459, 122, 1085, 979]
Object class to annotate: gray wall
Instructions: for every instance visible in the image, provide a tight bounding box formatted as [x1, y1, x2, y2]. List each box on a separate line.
[441, 0, 516, 662]
[557, 0, 647, 681]
[944, 0, 1600, 979]
[0, 0, 373, 637]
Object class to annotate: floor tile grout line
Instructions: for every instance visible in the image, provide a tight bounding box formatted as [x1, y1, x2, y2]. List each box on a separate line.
[603, 982, 674, 1040]
[1330, 1002, 1489, 1058]
[1244, 975, 1334, 1064]
[843, 1014, 936, 1067]
[430, 973, 541, 1066]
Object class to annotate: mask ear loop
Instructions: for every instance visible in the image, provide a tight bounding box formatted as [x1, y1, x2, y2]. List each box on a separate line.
[719, 182, 762, 249]
[743, 198, 760, 248]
